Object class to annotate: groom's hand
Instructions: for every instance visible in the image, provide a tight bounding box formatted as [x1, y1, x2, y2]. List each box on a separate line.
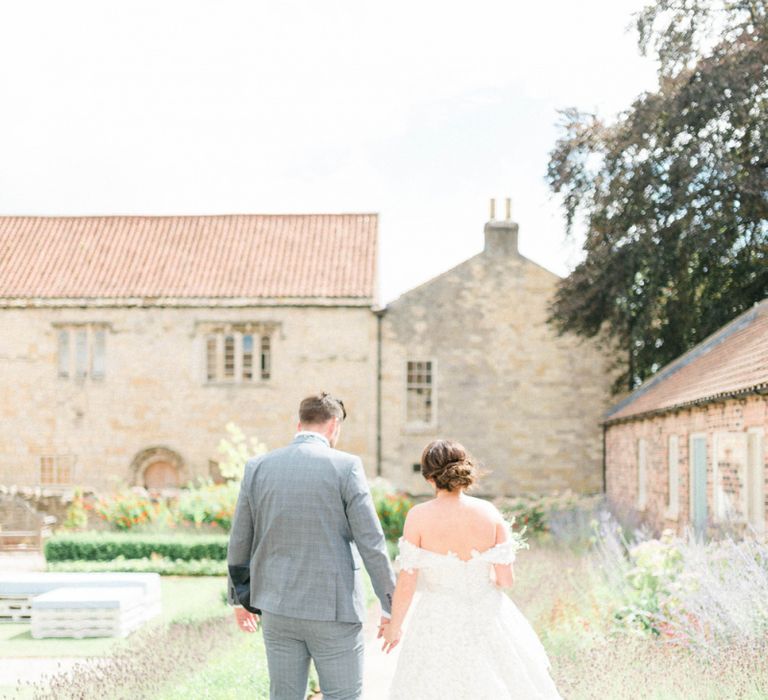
[380, 622, 401, 653]
[234, 607, 260, 633]
[376, 616, 389, 639]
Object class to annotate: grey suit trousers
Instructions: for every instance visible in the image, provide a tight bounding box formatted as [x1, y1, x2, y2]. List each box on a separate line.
[260, 611, 364, 700]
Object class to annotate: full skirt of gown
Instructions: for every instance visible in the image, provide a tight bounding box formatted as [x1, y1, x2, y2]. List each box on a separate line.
[388, 538, 562, 700]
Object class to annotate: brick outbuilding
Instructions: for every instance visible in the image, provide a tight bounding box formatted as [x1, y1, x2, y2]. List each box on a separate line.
[604, 300, 768, 537]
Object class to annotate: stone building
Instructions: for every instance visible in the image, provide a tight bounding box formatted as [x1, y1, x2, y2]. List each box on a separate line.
[604, 300, 768, 537]
[0, 210, 613, 496]
[0, 214, 379, 491]
[379, 211, 613, 495]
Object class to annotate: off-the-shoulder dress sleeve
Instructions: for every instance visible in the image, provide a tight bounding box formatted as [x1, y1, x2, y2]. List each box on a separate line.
[477, 521, 525, 565]
[395, 538, 423, 573]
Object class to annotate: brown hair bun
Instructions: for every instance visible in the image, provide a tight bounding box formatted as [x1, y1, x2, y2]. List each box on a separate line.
[420, 439, 478, 492]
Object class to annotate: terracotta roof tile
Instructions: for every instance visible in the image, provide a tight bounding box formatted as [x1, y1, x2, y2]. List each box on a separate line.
[0, 214, 378, 302]
[606, 299, 768, 422]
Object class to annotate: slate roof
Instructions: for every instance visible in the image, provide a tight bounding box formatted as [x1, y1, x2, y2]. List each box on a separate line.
[605, 299, 768, 423]
[0, 214, 377, 303]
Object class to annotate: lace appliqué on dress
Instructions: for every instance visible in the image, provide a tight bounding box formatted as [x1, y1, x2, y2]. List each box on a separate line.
[476, 539, 518, 565]
[395, 538, 425, 573]
[395, 522, 525, 572]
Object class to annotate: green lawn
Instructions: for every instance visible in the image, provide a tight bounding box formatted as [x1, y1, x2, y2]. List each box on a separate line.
[0, 576, 228, 658]
[156, 629, 271, 700]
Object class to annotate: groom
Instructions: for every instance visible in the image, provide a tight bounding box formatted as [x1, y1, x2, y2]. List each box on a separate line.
[227, 392, 396, 700]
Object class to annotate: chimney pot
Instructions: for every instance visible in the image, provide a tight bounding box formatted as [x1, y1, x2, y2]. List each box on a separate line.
[484, 197, 519, 256]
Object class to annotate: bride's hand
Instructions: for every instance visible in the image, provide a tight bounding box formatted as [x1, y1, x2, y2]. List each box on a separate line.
[234, 606, 260, 633]
[380, 623, 401, 654]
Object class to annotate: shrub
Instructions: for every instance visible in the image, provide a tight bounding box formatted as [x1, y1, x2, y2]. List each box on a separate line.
[217, 422, 268, 480]
[496, 491, 604, 541]
[370, 478, 413, 541]
[61, 487, 89, 531]
[177, 481, 240, 531]
[591, 512, 768, 651]
[45, 532, 228, 562]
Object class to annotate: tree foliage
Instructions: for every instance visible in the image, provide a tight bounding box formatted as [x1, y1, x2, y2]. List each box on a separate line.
[547, 0, 768, 391]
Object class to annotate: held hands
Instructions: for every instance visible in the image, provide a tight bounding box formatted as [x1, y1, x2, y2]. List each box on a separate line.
[378, 617, 401, 654]
[234, 606, 260, 633]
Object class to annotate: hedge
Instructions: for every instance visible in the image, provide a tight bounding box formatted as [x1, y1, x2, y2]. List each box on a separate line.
[47, 557, 227, 576]
[45, 532, 228, 562]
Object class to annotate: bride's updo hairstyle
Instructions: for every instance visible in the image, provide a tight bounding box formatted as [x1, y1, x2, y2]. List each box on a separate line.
[420, 439, 478, 492]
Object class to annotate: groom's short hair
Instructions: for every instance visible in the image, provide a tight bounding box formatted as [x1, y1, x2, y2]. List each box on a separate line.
[299, 392, 347, 424]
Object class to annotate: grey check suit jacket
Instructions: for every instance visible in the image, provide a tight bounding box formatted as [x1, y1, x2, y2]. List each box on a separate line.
[227, 433, 395, 623]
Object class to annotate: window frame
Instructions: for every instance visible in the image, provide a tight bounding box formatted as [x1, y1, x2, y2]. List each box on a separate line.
[404, 358, 437, 430]
[39, 454, 77, 487]
[712, 431, 750, 524]
[54, 324, 108, 382]
[747, 428, 765, 534]
[200, 323, 276, 386]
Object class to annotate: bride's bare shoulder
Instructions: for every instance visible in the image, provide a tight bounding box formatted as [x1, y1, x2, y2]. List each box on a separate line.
[464, 495, 504, 519]
[405, 500, 433, 519]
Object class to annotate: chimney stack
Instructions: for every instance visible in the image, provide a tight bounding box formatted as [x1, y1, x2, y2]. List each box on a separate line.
[484, 197, 519, 256]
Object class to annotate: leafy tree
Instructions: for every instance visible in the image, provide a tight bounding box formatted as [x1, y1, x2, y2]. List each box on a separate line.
[547, 0, 768, 391]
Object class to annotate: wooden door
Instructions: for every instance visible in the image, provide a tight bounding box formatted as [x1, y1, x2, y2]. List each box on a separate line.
[691, 435, 708, 539]
[143, 461, 179, 490]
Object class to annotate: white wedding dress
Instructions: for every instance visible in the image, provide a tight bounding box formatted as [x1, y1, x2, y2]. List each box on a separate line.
[388, 535, 562, 700]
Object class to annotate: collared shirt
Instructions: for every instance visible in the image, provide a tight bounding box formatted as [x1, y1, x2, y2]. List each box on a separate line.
[294, 430, 330, 447]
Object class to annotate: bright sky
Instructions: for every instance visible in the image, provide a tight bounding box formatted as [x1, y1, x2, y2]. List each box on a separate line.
[0, 1, 658, 303]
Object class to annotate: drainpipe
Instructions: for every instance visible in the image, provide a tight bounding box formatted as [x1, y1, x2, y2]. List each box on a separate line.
[601, 423, 607, 494]
[375, 308, 384, 477]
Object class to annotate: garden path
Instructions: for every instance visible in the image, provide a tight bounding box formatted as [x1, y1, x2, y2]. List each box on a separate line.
[0, 552, 45, 572]
[361, 605, 398, 700]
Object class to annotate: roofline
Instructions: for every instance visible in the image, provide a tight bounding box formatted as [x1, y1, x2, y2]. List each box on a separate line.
[0, 296, 376, 309]
[385, 245, 559, 309]
[604, 299, 768, 421]
[603, 382, 768, 426]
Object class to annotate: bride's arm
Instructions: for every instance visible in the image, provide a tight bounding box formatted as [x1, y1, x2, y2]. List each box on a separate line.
[493, 521, 516, 588]
[381, 512, 421, 653]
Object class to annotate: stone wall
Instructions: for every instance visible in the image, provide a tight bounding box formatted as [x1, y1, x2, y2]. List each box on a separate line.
[379, 220, 614, 496]
[0, 304, 377, 491]
[605, 395, 768, 535]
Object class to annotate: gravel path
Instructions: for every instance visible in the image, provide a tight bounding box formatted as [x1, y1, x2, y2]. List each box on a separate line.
[0, 657, 92, 691]
[0, 553, 46, 572]
[361, 607, 400, 700]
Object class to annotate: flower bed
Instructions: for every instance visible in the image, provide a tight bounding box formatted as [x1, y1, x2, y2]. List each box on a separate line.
[370, 478, 413, 542]
[90, 482, 238, 533]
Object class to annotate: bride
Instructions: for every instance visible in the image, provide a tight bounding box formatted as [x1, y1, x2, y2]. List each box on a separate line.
[380, 439, 563, 700]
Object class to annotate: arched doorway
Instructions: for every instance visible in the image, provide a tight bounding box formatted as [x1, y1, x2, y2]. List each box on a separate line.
[130, 447, 186, 492]
[143, 460, 179, 489]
